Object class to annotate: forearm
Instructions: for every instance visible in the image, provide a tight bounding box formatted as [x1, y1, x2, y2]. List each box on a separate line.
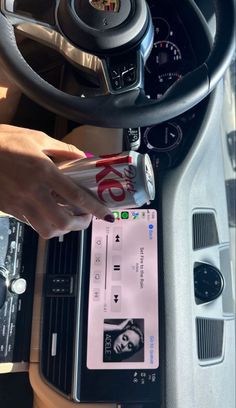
[104, 319, 131, 332]
[104, 323, 120, 332]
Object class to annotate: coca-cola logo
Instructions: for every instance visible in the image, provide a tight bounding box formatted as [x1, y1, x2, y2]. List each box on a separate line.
[95, 154, 137, 203]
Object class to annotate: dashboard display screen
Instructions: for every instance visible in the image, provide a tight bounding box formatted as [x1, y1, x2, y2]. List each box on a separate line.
[87, 209, 159, 370]
[5, 0, 56, 25]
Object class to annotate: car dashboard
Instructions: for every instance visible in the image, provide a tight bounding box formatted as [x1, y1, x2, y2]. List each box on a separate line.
[0, 1, 235, 408]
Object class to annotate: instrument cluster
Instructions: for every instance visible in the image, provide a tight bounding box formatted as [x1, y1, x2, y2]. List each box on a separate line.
[145, 0, 197, 99]
[137, 0, 206, 169]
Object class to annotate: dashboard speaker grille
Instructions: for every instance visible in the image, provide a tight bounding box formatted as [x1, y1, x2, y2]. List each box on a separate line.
[192, 212, 219, 250]
[41, 232, 82, 396]
[196, 318, 224, 361]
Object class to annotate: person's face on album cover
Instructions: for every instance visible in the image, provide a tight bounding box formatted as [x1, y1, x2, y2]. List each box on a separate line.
[113, 328, 141, 355]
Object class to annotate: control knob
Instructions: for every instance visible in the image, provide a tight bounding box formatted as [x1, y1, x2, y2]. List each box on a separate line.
[10, 278, 27, 295]
[194, 263, 224, 303]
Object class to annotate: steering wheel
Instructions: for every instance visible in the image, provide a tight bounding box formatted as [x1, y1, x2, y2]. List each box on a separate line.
[0, 0, 235, 128]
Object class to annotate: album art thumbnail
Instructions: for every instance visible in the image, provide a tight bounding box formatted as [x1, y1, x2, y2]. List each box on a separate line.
[103, 318, 145, 363]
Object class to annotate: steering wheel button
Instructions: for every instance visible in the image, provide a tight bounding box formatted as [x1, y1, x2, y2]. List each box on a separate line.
[128, 62, 135, 70]
[110, 68, 120, 79]
[111, 77, 122, 90]
[120, 63, 129, 73]
[122, 69, 136, 86]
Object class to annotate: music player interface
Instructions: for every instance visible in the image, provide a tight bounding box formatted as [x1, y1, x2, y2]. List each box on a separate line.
[87, 209, 159, 370]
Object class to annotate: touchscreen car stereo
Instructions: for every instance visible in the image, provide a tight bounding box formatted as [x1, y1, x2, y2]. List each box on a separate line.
[42, 209, 160, 403]
[87, 209, 159, 370]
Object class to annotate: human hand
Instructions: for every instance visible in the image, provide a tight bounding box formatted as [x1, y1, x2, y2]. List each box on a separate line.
[0, 124, 114, 239]
[119, 319, 134, 331]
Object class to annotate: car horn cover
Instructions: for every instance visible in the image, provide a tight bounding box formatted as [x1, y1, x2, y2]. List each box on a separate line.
[57, 0, 149, 55]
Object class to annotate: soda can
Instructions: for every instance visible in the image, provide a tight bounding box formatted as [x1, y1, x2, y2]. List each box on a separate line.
[59, 151, 155, 208]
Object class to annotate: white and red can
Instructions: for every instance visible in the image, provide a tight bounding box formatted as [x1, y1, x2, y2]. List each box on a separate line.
[59, 151, 155, 208]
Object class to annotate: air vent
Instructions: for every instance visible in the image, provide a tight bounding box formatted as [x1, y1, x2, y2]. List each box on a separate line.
[41, 232, 82, 396]
[46, 231, 81, 276]
[41, 296, 75, 395]
[196, 318, 224, 362]
[192, 212, 219, 250]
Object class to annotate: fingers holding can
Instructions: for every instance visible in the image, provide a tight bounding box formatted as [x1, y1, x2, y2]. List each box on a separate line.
[52, 171, 115, 223]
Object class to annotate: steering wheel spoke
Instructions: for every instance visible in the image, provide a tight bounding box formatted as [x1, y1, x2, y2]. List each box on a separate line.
[15, 22, 105, 83]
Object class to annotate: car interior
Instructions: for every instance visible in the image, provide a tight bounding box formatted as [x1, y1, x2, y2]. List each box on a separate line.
[0, 1, 235, 407]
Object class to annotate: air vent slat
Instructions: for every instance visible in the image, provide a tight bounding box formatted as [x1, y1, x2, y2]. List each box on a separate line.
[193, 212, 219, 250]
[46, 233, 80, 275]
[58, 296, 64, 388]
[52, 297, 59, 384]
[41, 231, 81, 396]
[196, 318, 224, 362]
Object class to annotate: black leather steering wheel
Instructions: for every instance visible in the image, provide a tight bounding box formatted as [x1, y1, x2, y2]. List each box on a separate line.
[0, 0, 235, 128]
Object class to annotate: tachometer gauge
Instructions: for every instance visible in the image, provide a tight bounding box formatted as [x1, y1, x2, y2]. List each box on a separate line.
[146, 40, 182, 75]
[155, 41, 182, 66]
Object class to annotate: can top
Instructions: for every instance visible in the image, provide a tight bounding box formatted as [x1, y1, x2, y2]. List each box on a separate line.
[142, 154, 155, 202]
[129, 152, 155, 207]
